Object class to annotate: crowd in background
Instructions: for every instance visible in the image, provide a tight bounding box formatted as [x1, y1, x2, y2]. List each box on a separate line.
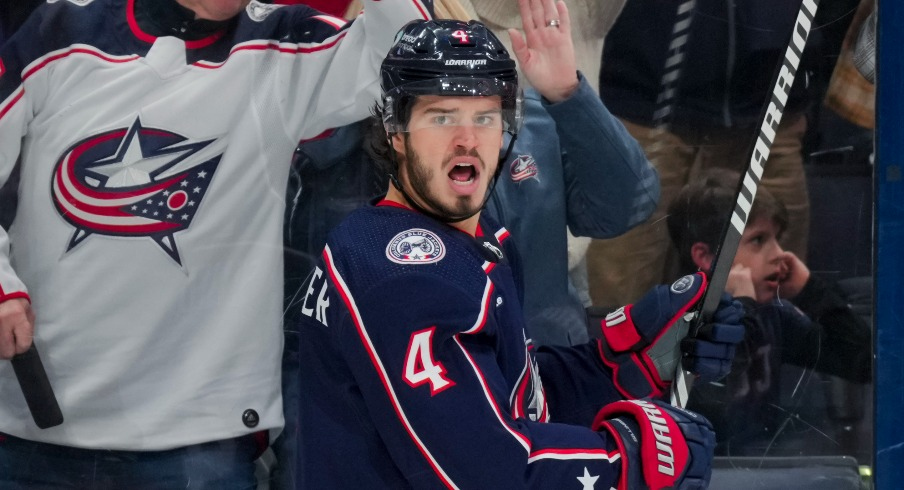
[0, 0, 876, 487]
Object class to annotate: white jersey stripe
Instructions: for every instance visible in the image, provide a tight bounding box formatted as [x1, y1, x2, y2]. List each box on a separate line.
[462, 278, 493, 334]
[323, 245, 459, 490]
[527, 449, 621, 464]
[312, 14, 348, 30]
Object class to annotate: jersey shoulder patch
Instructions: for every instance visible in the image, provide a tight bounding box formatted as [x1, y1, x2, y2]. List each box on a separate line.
[385, 228, 446, 265]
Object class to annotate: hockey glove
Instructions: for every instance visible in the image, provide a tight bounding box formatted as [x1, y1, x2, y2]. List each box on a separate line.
[593, 399, 715, 490]
[596, 272, 745, 399]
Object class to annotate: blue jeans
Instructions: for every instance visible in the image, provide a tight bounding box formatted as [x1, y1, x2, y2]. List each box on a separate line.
[0, 432, 260, 489]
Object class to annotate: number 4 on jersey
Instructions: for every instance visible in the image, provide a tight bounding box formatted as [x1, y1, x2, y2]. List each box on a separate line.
[404, 327, 455, 395]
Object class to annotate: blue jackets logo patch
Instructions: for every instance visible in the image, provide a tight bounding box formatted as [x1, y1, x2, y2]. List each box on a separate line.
[50, 117, 220, 265]
[386, 228, 446, 265]
[510, 154, 539, 183]
[670, 274, 696, 294]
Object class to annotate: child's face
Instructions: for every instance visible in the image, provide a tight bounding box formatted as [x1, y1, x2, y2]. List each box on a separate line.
[734, 216, 785, 303]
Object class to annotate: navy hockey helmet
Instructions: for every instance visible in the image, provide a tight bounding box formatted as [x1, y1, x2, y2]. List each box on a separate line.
[380, 19, 523, 135]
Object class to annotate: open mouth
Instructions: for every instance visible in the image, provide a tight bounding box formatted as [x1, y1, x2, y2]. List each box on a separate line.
[448, 163, 477, 185]
[764, 272, 781, 290]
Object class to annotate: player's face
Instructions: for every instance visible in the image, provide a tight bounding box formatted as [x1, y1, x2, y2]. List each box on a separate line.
[734, 216, 785, 303]
[175, 0, 251, 20]
[392, 96, 504, 221]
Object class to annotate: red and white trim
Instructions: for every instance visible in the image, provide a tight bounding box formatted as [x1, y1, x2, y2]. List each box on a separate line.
[323, 245, 459, 490]
[527, 448, 621, 464]
[2, 45, 139, 123]
[23, 45, 140, 82]
[312, 14, 348, 30]
[0, 88, 23, 123]
[193, 32, 348, 69]
[461, 278, 494, 335]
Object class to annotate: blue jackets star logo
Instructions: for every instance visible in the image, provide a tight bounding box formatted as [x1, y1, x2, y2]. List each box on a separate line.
[510, 154, 539, 183]
[51, 117, 221, 265]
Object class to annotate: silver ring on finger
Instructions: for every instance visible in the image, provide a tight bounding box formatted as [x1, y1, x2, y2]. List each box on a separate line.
[545, 19, 561, 28]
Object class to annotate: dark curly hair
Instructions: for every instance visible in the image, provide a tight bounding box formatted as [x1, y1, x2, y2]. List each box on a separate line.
[365, 101, 418, 180]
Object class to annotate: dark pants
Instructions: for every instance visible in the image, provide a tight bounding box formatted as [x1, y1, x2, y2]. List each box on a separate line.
[0, 432, 260, 489]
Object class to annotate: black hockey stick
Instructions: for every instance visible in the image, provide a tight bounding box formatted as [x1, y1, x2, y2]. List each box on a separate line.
[11, 344, 63, 428]
[666, 0, 821, 408]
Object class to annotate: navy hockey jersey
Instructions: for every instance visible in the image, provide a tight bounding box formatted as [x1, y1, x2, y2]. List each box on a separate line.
[295, 201, 634, 488]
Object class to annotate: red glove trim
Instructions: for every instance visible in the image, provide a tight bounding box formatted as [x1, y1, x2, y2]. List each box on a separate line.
[597, 421, 630, 490]
[600, 304, 642, 352]
[593, 400, 690, 490]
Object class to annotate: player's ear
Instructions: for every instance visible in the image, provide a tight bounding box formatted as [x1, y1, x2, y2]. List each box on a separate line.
[690, 242, 714, 271]
[391, 133, 406, 155]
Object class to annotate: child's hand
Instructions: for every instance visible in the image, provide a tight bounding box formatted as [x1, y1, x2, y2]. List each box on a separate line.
[726, 264, 756, 300]
[778, 251, 810, 298]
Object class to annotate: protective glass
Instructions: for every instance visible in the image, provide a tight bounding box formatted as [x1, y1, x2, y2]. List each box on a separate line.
[382, 78, 523, 135]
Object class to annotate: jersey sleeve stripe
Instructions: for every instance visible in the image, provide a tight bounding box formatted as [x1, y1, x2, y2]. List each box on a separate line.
[0, 290, 30, 304]
[407, 0, 432, 20]
[461, 278, 493, 335]
[22, 47, 140, 82]
[509, 356, 531, 418]
[312, 14, 348, 30]
[527, 448, 620, 464]
[452, 334, 533, 453]
[322, 245, 460, 490]
[0, 88, 23, 122]
[192, 33, 348, 69]
[512, 357, 533, 420]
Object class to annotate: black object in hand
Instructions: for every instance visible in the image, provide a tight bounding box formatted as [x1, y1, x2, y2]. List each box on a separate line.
[11, 344, 63, 429]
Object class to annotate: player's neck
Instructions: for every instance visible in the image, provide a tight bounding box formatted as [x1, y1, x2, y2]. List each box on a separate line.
[384, 186, 481, 237]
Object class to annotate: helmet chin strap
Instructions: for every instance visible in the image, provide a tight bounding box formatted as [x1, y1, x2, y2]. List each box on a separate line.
[386, 133, 518, 225]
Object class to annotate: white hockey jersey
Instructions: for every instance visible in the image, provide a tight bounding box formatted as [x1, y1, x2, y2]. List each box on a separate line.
[0, 0, 430, 450]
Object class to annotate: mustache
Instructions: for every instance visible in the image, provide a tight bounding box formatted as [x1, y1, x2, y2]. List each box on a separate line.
[443, 147, 484, 168]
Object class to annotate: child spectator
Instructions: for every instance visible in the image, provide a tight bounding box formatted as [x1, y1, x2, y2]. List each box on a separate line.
[666, 168, 871, 455]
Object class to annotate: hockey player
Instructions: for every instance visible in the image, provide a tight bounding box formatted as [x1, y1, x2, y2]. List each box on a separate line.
[0, 0, 429, 487]
[295, 18, 746, 488]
